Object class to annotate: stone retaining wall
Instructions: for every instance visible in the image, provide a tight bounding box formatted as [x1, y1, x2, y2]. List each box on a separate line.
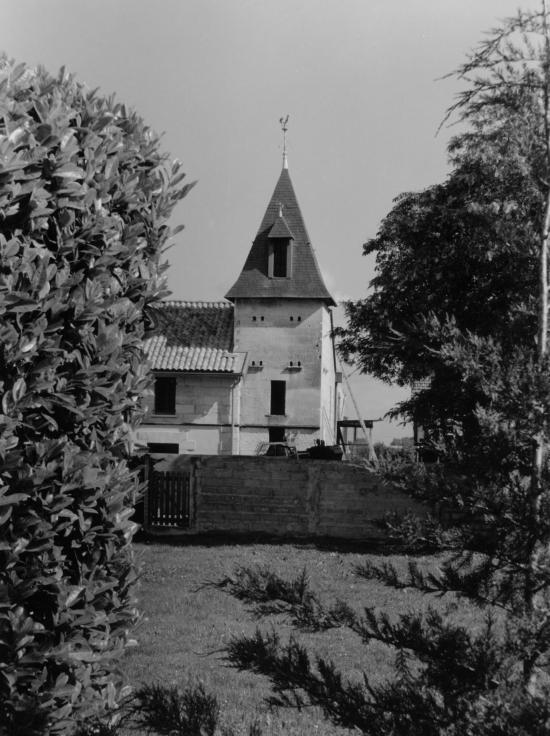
[147, 455, 427, 541]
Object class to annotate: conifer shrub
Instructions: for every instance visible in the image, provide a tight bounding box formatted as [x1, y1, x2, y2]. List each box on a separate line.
[0, 58, 192, 733]
[72, 681, 264, 736]
[131, 682, 220, 736]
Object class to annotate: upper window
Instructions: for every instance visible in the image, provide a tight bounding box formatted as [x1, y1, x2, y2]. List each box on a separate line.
[273, 242, 288, 277]
[154, 376, 176, 415]
[268, 240, 290, 278]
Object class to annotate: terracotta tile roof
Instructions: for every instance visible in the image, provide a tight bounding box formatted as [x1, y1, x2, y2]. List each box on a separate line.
[225, 168, 335, 305]
[144, 301, 246, 374]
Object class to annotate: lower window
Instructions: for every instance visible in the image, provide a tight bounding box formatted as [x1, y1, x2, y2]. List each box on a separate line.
[147, 443, 179, 454]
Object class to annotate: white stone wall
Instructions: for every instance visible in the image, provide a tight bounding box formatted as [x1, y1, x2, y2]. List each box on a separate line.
[139, 373, 240, 455]
[319, 308, 339, 444]
[143, 374, 237, 424]
[136, 424, 233, 455]
[234, 298, 324, 448]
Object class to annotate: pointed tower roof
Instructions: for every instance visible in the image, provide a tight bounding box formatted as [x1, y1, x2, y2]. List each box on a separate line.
[225, 167, 335, 305]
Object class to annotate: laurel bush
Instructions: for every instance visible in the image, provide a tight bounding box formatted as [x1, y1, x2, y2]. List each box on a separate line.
[0, 58, 192, 734]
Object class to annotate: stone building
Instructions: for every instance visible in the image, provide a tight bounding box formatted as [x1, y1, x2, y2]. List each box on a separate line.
[136, 157, 343, 456]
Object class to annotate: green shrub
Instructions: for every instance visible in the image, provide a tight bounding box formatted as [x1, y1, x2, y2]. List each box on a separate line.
[0, 58, 193, 733]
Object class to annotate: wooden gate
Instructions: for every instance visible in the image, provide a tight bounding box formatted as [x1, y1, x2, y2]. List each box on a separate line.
[148, 471, 191, 528]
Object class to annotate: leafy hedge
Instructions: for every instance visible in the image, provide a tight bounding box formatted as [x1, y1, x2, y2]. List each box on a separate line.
[0, 59, 193, 734]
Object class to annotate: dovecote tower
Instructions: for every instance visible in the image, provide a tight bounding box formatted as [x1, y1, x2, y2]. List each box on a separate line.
[225, 155, 341, 453]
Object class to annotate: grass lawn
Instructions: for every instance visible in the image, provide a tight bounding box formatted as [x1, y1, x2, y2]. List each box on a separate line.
[122, 539, 479, 735]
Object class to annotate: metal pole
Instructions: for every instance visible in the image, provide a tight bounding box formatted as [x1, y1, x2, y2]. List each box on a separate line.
[338, 360, 378, 465]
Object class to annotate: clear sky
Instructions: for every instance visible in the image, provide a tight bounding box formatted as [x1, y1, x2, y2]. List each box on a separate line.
[3, 1, 540, 443]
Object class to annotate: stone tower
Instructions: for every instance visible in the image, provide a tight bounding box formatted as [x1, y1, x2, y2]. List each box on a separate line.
[225, 160, 341, 453]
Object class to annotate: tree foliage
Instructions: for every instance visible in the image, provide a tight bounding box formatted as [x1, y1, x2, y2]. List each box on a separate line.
[223, 552, 550, 735]
[337, 9, 550, 450]
[0, 58, 193, 733]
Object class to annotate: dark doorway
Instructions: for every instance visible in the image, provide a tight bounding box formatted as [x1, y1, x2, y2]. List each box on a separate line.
[268, 427, 286, 443]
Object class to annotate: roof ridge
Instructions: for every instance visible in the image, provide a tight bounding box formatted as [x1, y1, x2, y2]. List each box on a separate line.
[160, 300, 233, 309]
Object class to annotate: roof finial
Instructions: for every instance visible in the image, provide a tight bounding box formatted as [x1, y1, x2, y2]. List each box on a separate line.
[279, 115, 289, 169]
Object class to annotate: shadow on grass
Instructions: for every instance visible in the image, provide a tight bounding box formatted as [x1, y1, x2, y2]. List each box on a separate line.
[134, 528, 417, 556]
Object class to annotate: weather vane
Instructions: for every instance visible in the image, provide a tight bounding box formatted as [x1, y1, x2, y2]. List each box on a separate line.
[279, 115, 289, 169]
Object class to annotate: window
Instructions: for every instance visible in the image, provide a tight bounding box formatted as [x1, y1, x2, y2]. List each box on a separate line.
[154, 376, 176, 415]
[268, 240, 290, 278]
[269, 427, 286, 442]
[273, 242, 287, 277]
[147, 443, 179, 454]
[270, 380, 286, 415]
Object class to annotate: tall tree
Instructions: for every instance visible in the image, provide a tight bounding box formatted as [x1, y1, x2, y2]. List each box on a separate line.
[0, 59, 193, 734]
[338, 8, 550, 457]
[339, 103, 541, 443]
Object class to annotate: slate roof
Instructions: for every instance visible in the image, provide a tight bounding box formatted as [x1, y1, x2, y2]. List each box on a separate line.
[268, 212, 294, 239]
[144, 301, 246, 374]
[225, 167, 335, 305]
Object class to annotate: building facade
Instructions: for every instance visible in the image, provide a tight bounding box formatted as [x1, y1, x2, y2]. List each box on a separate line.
[137, 301, 247, 455]
[137, 160, 343, 456]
